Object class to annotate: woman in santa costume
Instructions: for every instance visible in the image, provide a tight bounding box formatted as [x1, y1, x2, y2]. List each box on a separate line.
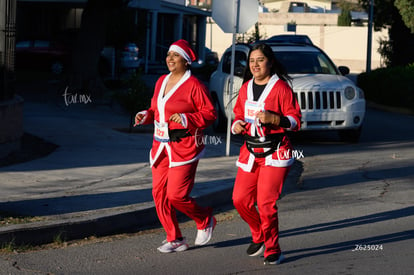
[134, 39, 217, 253]
[231, 43, 301, 264]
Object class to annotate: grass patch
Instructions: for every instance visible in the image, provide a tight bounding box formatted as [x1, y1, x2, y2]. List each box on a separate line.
[0, 211, 45, 226]
[53, 231, 67, 246]
[0, 239, 33, 254]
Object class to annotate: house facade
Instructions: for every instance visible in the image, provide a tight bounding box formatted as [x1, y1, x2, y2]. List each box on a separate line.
[128, 0, 210, 72]
[15, 0, 211, 71]
[0, 0, 211, 158]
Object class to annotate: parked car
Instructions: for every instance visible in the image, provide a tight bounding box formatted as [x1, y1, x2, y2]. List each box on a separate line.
[288, 2, 311, 13]
[192, 47, 219, 68]
[209, 42, 366, 142]
[100, 42, 141, 77]
[15, 38, 141, 77]
[15, 40, 70, 74]
[265, 34, 313, 45]
[120, 42, 141, 70]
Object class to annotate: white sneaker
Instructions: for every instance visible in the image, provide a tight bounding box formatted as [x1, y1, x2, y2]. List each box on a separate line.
[157, 238, 189, 253]
[195, 216, 217, 246]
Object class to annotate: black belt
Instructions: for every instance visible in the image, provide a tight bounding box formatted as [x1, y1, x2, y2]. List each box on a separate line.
[244, 134, 285, 158]
[169, 129, 192, 142]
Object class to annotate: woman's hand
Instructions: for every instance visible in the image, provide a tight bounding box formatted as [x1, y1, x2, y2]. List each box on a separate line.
[256, 111, 280, 126]
[134, 113, 145, 126]
[169, 113, 182, 124]
[233, 121, 248, 134]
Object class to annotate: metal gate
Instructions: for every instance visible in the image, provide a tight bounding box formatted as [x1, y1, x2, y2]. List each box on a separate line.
[1, 0, 17, 101]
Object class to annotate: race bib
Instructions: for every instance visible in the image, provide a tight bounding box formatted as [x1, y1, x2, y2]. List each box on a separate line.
[245, 100, 265, 123]
[154, 121, 170, 142]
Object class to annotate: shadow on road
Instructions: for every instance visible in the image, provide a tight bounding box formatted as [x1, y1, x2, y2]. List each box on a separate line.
[281, 206, 414, 238]
[210, 206, 414, 262]
[284, 229, 414, 263]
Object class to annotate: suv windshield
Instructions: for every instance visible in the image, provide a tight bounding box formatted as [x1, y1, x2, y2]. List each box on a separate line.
[274, 51, 338, 75]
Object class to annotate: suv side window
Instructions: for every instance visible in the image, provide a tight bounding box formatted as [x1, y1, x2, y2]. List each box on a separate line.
[222, 50, 247, 77]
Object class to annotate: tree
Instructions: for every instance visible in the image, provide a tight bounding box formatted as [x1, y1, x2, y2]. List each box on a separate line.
[360, 0, 414, 67]
[338, 8, 352, 26]
[237, 22, 265, 43]
[115, 71, 150, 132]
[395, 0, 414, 33]
[338, 0, 353, 26]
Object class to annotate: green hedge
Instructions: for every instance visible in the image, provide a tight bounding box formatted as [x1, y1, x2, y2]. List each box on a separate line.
[357, 64, 414, 112]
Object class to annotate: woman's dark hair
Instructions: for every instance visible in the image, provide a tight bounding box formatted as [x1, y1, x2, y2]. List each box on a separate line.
[243, 43, 291, 84]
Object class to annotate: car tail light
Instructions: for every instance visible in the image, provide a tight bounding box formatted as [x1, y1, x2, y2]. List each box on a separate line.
[124, 46, 138, 52]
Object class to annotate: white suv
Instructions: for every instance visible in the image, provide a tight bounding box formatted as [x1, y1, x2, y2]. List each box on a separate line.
[209, 42, 366, 142]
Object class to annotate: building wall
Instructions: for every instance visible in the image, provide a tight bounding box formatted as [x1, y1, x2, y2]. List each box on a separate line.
[206, 19, 388, 73]
[259, 11, 338, 25]
[263, 0, 334, 12]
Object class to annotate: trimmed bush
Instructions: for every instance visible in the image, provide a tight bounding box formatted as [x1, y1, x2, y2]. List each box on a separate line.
[357, 64, 414, 112]
[115, 71, 151, 132]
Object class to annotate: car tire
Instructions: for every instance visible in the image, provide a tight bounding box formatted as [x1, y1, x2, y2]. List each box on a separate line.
[338, 127, 362, 143]
[212, 93, 226, 132]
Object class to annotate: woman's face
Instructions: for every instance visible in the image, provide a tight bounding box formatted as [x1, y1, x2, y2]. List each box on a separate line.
[166, 51, 187, 74]
[249, 49, 272, 84]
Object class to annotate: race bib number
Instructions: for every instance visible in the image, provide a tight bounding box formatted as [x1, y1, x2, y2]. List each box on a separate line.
[154, 121, 170, 142]
[245, 100, 265, 123]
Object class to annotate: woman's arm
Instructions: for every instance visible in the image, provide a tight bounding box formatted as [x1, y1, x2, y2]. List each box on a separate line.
[180, 81, 217, 131]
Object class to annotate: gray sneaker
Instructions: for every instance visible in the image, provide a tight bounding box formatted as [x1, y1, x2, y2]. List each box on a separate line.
[157, 238, 189, 253]
[195, 216, 217, 246]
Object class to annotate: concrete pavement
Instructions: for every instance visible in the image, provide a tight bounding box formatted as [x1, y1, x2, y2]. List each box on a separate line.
[0, 77, 302, 246]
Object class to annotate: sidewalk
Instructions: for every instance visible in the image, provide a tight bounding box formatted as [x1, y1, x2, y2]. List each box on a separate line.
[0, 77, 302, 246]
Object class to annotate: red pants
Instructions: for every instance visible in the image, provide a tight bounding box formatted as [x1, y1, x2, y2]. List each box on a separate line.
[152, 150, 212, 242]
[232, 158, 290, 257]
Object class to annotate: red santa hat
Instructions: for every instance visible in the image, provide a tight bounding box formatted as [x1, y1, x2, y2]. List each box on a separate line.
[168, 39, 197, 64]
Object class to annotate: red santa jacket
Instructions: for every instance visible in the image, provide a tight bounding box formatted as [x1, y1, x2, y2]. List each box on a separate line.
[231, 74, 301, 172]
[139, 70, 216, 167]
